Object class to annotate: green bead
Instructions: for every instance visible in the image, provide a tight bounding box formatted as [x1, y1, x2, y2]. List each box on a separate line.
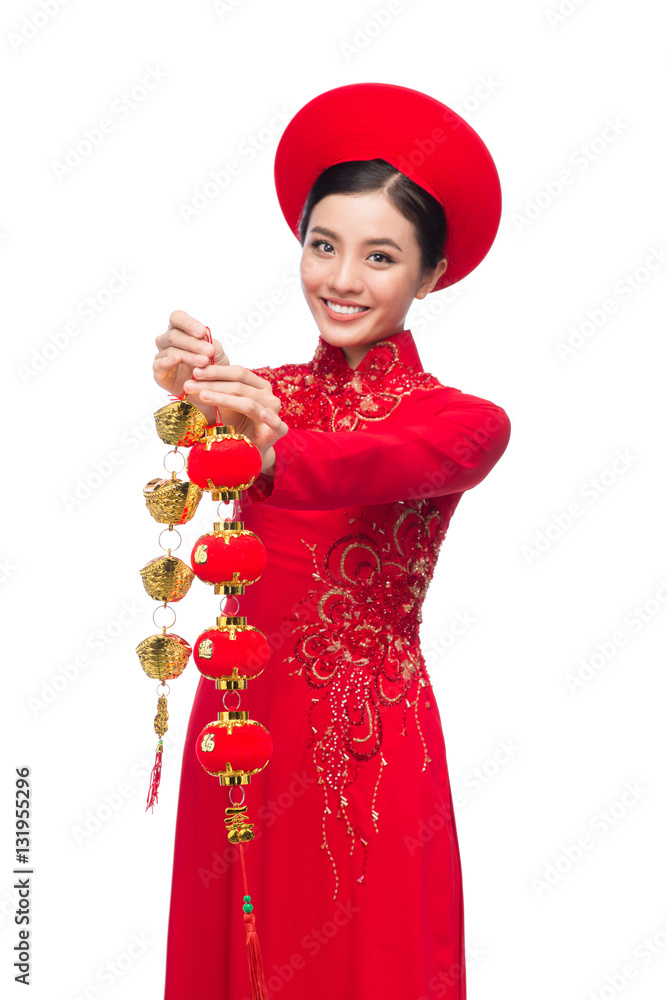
[243, 902, 253, 913]
[243, 895, 251, 902]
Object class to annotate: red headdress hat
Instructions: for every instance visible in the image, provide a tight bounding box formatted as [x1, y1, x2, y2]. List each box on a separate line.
[273, 82, 502, 291]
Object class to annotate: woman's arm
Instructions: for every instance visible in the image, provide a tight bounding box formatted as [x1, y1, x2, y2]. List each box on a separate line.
[243, 387, 511, 509]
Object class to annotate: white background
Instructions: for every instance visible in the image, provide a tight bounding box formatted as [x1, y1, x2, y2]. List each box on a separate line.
[2, 0, 666, 998]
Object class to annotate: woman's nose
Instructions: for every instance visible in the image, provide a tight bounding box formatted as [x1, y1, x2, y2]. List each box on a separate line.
[327, 255, 363, 294]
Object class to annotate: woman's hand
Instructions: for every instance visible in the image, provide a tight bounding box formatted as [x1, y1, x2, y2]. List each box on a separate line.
[153, 310, 228, 402]
[154, 310, 288, 473]
[183, 363, 289, 476]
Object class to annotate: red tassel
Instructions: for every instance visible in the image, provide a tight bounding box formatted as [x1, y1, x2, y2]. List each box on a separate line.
[243, 911, 267, 1000]
[145, 740, 164, 812]
[238, 840, 267, 999]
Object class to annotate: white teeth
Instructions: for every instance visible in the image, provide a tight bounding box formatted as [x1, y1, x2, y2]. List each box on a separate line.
[325, 300, 368, 315]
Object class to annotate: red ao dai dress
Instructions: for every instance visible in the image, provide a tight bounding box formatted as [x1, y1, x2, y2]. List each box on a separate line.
[163, 326, 511, 1000]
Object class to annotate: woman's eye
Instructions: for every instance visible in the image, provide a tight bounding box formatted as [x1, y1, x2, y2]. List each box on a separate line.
[309, 241, 394, 264]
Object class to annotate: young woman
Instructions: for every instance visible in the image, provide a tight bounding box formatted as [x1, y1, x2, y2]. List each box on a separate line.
[154, 83, 511, 1000]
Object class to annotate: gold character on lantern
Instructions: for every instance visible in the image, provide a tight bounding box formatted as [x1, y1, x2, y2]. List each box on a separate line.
[201, 733, 215, 752]
[198, 638, 214, 659]
[194, 543, 208, 564]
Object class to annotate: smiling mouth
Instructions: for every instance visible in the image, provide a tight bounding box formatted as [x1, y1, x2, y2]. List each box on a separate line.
[321, 298, 370, 315]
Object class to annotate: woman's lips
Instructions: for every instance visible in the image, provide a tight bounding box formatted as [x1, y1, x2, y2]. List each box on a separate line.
[320, 298, 371, 322]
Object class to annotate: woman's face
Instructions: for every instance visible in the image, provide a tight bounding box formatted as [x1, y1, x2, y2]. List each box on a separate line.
[300, 190, 447, 368]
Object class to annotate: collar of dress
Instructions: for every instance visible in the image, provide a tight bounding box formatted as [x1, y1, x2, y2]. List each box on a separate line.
[309, 328, 423, 385]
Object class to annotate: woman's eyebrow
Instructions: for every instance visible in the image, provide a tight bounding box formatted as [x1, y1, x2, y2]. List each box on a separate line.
[310, 226, 403, 252]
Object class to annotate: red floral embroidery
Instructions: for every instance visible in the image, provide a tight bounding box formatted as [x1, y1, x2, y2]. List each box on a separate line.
[250, 331, 443, 431]
[283, 497, 447, 890]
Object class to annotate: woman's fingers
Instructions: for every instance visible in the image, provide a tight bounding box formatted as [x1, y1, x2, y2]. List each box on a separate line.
[155, 328, 215, 365]
[185, 364, 272, 392]
[167, 310, 209, 339]
[197, 385, 285, 430]
[183, 375, 278, 404]
[154, 313, 221, 372]
[153, 312, 230, 403]
[259, 408, 285, 430]
[153, 352, 180, 369]
[197, 385, 269, 411]
[154, 350, 210, 375]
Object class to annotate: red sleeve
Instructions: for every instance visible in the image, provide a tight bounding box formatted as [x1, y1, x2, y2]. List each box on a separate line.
[243, 387, 511, 510]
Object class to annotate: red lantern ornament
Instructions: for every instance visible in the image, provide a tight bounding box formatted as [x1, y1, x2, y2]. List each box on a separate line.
[187, 425, 263, 500]
[194, 616, 271, 688]
[190, 521, 267, 594]
[196, 711, 273, 785]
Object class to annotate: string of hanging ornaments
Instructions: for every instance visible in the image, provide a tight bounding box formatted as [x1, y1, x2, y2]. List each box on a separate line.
[136, 326, 272, 999]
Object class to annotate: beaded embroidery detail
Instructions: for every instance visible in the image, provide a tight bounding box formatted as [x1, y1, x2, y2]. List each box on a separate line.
[285, 499, 447, 897]
[248, 330, 450, 895]
[250, 330, 443, 431]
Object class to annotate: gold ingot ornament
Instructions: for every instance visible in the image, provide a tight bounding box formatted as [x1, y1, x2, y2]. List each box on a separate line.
[153, 399, 208, 447]
[139, 555, 195, 602]
[143, 475, 203, 525]
[136, 632, 192, 681]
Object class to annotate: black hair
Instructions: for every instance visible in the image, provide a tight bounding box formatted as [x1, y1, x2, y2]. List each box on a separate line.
[297, 158, 448, 274]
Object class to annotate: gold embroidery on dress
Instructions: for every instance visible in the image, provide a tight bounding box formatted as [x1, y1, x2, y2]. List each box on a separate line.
[283, 498, 446, 897]
[251, 333, 444, 432]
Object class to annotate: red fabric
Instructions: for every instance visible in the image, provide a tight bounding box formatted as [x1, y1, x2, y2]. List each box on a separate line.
[164, 328, 510, 999]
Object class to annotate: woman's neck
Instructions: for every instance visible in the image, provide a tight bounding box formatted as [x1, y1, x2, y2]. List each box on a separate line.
[339, 325, 407, 370]
[340, 343, 369, 370]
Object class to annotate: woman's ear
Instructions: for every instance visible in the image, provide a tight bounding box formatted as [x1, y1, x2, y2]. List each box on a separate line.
[416, 257, 448, 299]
